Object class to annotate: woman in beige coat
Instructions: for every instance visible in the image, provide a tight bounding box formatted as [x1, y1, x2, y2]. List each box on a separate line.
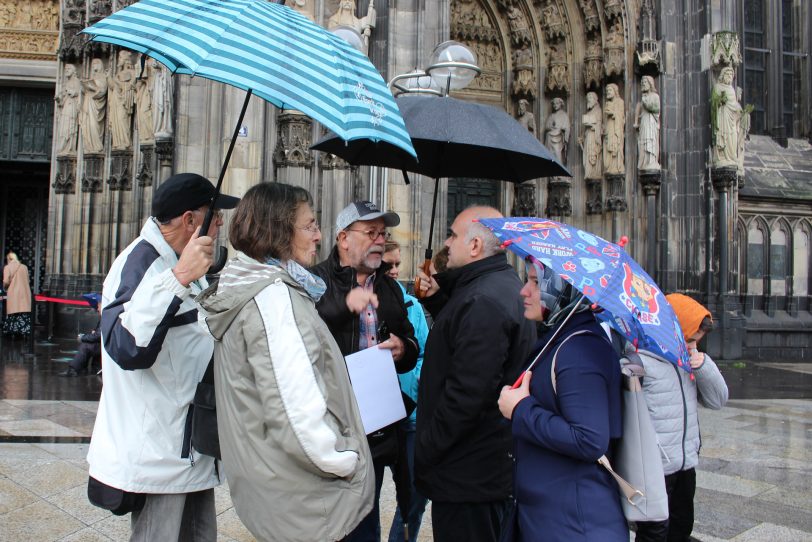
[198, 183, 374, 542]
[3, 252, 32, 337]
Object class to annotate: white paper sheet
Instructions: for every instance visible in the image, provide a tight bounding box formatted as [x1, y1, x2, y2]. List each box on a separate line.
[345, 346, 407, 434]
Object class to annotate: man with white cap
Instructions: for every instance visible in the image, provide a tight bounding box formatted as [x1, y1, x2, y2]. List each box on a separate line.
[87, 173, 239, 541]
[311, 200, 418, 542]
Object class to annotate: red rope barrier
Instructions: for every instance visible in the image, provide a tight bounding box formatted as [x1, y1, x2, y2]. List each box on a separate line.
[33, 295, 91, 306]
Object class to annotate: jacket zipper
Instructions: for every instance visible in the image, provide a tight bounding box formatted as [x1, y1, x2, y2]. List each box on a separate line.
[673, 363, 687, 471]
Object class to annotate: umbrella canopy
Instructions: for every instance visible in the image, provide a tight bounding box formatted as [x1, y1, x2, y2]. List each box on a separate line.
[313, 95, 570, 181]
[81, 0, 415, 157]
[479, 217, 691, 372]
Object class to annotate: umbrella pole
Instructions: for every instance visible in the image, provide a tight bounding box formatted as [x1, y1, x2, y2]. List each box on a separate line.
[200, 89, 253, 234]
[511, 293, 587, 388]
[415, 177, 440, 299]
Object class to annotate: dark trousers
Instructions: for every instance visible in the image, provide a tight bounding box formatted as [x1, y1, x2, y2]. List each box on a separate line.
[635, 468, 697, 542]
[69, 342, 101, 372]
[431, 499, 511, 542]
[342, 458, 385, 542]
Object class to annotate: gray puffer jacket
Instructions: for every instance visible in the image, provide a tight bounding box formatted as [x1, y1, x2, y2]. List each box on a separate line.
[636, 350, 728, 475]
[198, 255, 374, 542]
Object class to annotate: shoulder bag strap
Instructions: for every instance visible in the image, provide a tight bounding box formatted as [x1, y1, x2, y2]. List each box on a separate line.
[549, 329, 643, 504]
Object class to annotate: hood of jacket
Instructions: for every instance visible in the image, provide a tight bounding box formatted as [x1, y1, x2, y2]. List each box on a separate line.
[198, 254, 304, 340]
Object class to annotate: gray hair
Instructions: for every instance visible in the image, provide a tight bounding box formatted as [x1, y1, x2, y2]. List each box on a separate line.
[463, 214, 503, 257]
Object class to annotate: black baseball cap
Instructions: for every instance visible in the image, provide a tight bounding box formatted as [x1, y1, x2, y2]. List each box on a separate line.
[151, 173, 240, 222]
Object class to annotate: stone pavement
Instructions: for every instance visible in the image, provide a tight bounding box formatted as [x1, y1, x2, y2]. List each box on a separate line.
[1, 334, 811, 541]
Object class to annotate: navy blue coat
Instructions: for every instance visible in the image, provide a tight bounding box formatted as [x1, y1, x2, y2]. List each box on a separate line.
[508, 311, 627, 542]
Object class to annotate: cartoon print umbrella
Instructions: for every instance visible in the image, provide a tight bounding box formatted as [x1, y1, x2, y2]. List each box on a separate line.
[82, 0, 415, 235]
[478, 217, 692, 372]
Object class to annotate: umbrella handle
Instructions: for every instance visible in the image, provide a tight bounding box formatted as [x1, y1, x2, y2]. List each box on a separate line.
[413, 257, 433, 300]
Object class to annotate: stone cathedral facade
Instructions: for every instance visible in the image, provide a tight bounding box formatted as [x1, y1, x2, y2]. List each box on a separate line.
[0, 0, 810, 360]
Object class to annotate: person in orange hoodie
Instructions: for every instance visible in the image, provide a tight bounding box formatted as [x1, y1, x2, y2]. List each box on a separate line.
[633, 293, 729, 542]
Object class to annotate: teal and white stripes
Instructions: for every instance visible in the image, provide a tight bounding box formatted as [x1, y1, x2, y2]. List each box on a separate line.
[82, 0, 415, 157]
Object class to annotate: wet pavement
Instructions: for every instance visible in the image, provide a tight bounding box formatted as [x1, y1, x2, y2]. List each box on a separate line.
[0, 330, 810, 541]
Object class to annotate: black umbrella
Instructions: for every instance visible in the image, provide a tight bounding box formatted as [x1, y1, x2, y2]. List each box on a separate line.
[312, 95, 570, 293]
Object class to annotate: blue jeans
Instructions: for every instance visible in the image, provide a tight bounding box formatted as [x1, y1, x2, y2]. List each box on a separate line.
[387, 420, 428, 542]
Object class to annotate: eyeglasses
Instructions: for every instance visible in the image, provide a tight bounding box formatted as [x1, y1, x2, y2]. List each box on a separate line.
[296, 222, 321, 234]
[346, 228, 387, 241]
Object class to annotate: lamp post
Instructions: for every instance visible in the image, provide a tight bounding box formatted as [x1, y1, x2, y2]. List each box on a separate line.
[389, 41, 481, 97]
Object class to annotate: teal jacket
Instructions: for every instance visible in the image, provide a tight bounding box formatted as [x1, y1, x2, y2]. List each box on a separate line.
[396, 282, 429, 422]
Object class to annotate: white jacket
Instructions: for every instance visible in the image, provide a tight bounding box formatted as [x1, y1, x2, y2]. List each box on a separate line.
[637, 349, 728, 476]
[87, 219, 219, 494]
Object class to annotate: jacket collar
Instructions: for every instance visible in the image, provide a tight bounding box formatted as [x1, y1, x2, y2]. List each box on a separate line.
[141, 218, 180, 265]
[435, 253, 511, 295]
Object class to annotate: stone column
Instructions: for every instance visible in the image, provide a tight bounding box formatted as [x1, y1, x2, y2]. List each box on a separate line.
[639, 170, 662, 273]
[273, 111, 314, 191]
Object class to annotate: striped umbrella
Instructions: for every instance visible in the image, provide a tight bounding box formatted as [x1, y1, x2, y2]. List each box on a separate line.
[81, 0, 415, 157]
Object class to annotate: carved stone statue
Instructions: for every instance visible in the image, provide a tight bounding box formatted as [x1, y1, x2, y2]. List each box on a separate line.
[151, 60, 174, 139]
[80, 58, 108, 154]
[544, 97, 570, 165]
[546, 44, 569, 93]
[512, 45, 535, 97]
[603, 83, 625, 175]
[516, 98, 536, 135]
[55, 63, 81, 156]
[327, 0, 376, 54]
[579, 91, 602, 180]
[108, 50, 136, 150]
[635, 75, 661, 171]
[136, 57, 155, 144]
[711, 66, 742, 169]
[290, 0, 315, 21]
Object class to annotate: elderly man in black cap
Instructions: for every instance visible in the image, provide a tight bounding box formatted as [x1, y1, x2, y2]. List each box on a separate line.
[311, 201, 418, 542]
[86, 173, 239, 541]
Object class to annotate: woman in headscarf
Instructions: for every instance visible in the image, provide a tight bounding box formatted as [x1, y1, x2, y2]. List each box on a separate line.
[197, 182, 374, 542]
[498, 257, 627, 541]
[2, 252, 32, 337]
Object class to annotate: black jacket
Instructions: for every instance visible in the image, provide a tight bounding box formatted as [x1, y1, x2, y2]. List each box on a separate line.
[311, 247, 418, 373]
[415, 254, 536, 502]
[311, 247, 419, 465]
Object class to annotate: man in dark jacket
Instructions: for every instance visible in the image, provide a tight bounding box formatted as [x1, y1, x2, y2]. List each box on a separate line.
[311, 200, 418, 542]
[59, 293, 103, 377]
[414, 206, 536, 542]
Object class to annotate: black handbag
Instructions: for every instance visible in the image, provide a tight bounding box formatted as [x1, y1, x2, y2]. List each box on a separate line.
[190, 357, 221, 460]
[87, 476, 146, 516]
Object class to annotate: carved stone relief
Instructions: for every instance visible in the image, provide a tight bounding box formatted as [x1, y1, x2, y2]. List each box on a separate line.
[327, 0, 376, 55]
[451, 0, 499, 42]
[637, 0, 660, 69]
[711, 66, 741, 170]
[80, 58, 108, 155]
[273, 112, 314, 169]
[82, 154, 104, 193]
[711, 31, 741, 68]
[512, 44, 535, 98]
[544, 97, 569, 165]
[540, 0, 566, 42]
[585, 178, 603, 214]
[89, 0, 112, 23]
[578, 0, 600, 34]
[115, 0, 139, 10]
[54, 157, 77, 195]
[137, 145, 154, 187]
[602, 83, 625, 175]
[289, 0, 315, 21]
[107, 149, 132, 191]
[605, 174, 627, 212]
[0, 0, 60, 60]
[546, 44, 569, 94]
[506, 5, 531, 45]
[604, 20, 626, 77]
[516, 99, 536, 136]
[512, 182, 537, 216]
[546, 178, 572, 217]
[108, 50, 136, 150]
[579, 90, 602, 180]
[583, 38, 603, 90]
[56, 64, 82, 156]
[603, 0, 623, 21]
[60, 0, 86, 62]
[635, 75, 660, 172]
